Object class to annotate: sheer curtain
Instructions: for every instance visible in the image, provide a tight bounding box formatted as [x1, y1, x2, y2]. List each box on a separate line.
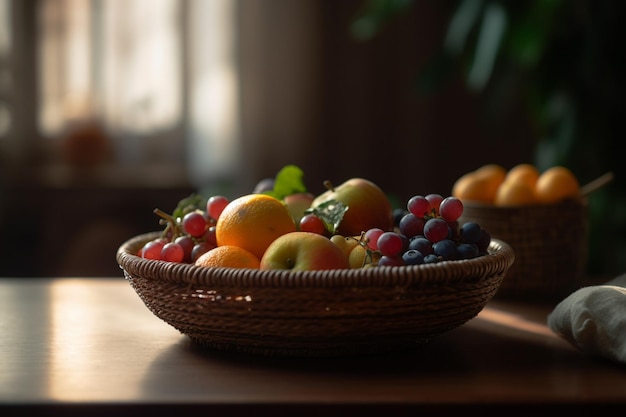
[36, 0, 239, 187]
[0, 0, 9, 141]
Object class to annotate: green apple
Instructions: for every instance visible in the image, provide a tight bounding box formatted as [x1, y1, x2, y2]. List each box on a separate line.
[311, 178, 394, 236]
[260, 231, 350, 271]
[283, 192, 315, 226]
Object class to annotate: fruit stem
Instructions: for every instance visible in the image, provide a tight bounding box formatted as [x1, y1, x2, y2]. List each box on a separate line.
[153, 208, 179, 240]
[323, 180, 335, 192]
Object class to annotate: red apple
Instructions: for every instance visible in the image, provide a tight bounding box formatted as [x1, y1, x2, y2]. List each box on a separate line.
[311, 178, 394, 236]
[260, 232, 350, 271]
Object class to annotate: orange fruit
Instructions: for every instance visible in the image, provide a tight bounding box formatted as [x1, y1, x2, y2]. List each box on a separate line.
[475, 164, 507, 201]
[535, 166, 580, 204]
[216, 194, 297, 259]
[195, 245, 260, 269]
[452, 164, 505, 204]
[452, 173, 490, 203]
[505, 163, 540, 190]
[494, 180, 537, 206]
[475, 163, 507, 183]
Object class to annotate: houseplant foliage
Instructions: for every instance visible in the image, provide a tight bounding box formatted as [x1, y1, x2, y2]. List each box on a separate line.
[351, 0, 626, 275]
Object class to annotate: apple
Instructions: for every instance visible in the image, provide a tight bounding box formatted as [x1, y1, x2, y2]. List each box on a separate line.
[260, 231, 350, 271]
[283, 192, 315, 226]
[311, 178, 394, 236]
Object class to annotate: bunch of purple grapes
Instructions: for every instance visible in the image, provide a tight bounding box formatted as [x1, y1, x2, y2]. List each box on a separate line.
[364, 194, 491, 267]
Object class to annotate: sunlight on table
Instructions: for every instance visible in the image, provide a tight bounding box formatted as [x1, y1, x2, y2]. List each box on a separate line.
[47, 279, 174, 401]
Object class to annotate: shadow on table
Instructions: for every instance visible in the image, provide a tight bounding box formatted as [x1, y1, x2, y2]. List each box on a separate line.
[140, 314, 614, 393]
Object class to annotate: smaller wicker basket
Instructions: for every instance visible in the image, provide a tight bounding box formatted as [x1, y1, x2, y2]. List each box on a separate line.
[460, 199, 588, 301]
[117, 232, 515, 357]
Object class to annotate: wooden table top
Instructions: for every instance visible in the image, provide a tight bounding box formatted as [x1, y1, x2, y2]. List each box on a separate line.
[1, 277, 624, 416]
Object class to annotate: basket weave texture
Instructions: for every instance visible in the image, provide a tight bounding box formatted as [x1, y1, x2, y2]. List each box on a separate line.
[117, 232, 515, 357]
[459, 199, 588, 301]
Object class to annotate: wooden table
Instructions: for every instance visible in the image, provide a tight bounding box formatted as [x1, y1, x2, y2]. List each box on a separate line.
[1, 277, 625, 416]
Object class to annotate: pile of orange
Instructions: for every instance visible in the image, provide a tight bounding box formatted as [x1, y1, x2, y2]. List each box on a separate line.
[195, 193, 296, 269]
[452, 163, 581, 207]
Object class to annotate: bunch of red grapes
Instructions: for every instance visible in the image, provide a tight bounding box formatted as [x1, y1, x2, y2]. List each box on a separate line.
[138, 195, 230, 263]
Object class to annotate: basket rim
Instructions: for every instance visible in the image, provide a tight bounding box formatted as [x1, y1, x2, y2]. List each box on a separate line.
[116, 232, 515, 289]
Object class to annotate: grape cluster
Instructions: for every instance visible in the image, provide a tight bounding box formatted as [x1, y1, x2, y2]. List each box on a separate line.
[365, 194, 491, 267]
[138, 195, 230, 263]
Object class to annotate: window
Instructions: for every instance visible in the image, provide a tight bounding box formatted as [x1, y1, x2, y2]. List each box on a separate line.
[2, 0, 240, 188]
[0, 0, 11, 141]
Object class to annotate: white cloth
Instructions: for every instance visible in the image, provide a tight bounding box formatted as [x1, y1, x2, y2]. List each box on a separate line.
[547, 274, 626, 364]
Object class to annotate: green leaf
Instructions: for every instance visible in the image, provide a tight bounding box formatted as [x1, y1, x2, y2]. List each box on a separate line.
[264, 164, 308, 201]
[467, 2, 507, 91]
[306, 199, 349, 236]
[172, 193, 207, 220]
[444, 0, 484, 56]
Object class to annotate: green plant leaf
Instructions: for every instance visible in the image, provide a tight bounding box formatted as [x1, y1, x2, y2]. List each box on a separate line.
[467, 2, 507, 91]
[172, 193, 207, 220]
[306, 199, 349, 236]
[444, 0, 484, 55]
[264, 164, 308, 201]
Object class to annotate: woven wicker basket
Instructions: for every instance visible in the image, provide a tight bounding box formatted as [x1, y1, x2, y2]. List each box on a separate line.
[459, 199, 588, 301]
[116, 232, 515, 357]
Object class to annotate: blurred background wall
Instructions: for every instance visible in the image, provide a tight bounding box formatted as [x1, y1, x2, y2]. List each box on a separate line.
[0, 0, 623, 277]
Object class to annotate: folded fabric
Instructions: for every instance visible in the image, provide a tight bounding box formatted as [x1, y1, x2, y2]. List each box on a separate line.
[547, 273, 626, 364]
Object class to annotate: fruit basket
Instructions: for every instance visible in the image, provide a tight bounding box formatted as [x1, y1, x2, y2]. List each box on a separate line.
[116, 232, 515, 357]
[459, 199, 588, 301]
